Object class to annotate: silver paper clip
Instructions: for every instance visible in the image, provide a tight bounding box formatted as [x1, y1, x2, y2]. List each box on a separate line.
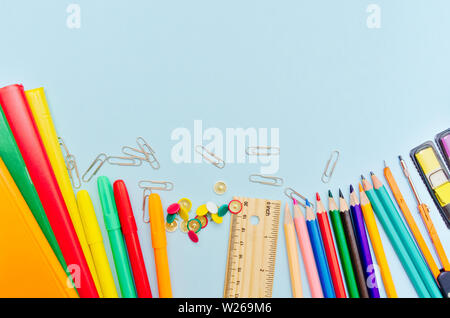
[246, 146, 280, 156]
[107, 156, 142, 166]
[284, 187, 313, 208]
[82, 153, 108, 182]
[249, 174, 284, 186]
[321, 150, 340, 183]
[142, 188, 152, 223]
[195, 145, 225, 169]
[58, 137, 81, 189]
[138, 180, 174, 191]
[121, 146, 148, 161]
[136, 136, 160, 170]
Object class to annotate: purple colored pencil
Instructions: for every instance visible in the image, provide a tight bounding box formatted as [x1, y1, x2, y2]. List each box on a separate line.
[349, 185, 380, 298]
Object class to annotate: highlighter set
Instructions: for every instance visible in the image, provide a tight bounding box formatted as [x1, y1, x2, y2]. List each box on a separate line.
[0, 84, 171, 298]
[410, 129, 450, 228]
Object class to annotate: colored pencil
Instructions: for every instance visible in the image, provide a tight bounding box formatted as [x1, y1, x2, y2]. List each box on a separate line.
[349, 185, 380, 298]
[284, 203, 303, 298]
[293, 199, 323, 298]
[328, 191, 360, 298]
[338, 189, 369, 298]
[316, 193, 347, 298]
[359, 183, 397, 298]
[362, 175, 430, 297]
[305, 199, 336, 298]
[370, 172, 442, 298]
[384, 162, 440, 279]
[399, 156, 450, 272]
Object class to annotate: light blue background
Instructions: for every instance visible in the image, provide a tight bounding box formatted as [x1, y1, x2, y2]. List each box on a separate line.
[1, 0, 449, 298]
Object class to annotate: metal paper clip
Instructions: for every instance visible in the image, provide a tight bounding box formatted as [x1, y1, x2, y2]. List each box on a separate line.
[138, 180, 174, 191]
[58, 137, 82, 189]
[82, 153, 108, 182]
[121, 146, 148, 161]
[246, 146, 280, 156]
[65, 154, 82, 189]
[142, 188, 151, 223]
[136, 137, 160, 170]
[284, 187, 313, 208]
[321, 150, 340, 183]
[195, 145, 225, 169]
[249, 174, 284, 186]
[107, 156, 142, 166]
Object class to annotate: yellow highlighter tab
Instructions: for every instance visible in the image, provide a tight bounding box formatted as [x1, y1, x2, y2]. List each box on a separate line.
[25, 87, 103, 297]
[412, 142, 450, 228]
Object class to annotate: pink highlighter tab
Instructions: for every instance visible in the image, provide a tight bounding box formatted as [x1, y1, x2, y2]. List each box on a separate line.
[442, 134, 450, 159]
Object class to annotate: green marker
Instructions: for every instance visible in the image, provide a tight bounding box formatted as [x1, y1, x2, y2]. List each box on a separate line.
[98, 176, 136, 298]
[371, 172, 442, 298]
[362, 175, 430, 298]
[328, 190, 360, 298]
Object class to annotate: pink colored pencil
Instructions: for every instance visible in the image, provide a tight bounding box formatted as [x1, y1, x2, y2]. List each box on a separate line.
[293, 199, 324, 298]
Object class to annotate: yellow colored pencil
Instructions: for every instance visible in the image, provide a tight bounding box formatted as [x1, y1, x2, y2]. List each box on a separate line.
[358, 183, 397, 298]
[284, 203, 303, 298]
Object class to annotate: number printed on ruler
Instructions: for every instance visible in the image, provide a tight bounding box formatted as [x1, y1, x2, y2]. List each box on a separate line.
[224, 197, 281, 298]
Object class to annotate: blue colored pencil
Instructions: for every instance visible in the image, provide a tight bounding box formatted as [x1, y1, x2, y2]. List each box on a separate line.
[305, 199, 336, 298]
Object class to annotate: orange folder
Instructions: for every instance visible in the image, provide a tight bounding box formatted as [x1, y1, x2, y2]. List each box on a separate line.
[0, 157, 78, 298]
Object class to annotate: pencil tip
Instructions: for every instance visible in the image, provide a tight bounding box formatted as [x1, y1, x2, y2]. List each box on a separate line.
[293, 198, 297, 205]
[316, 192, 321, 201]
[370, 171, 375, 176]
[361, 174, 365, 180]
[398, 155, 403, 161]
[339, 189, 344, 198]
[358, 183, 364, 192]
[328, 190, 333, 198]
[305, 199, 310, 207]
[383, 160, 387, 168]
[349, 184, 354, 193]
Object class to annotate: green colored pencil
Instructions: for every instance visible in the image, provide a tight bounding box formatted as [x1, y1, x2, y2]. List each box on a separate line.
[328, 190, 360, 298]
[362, 175, 430, 298]
[371, 172, 442, 298]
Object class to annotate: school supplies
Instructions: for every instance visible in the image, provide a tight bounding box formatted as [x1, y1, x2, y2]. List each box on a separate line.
[284, 203, 303, 298]
[98, 176, 137, 298]
[410, 142, 450, 228]
[384, 161, 441, 279]
[195, 145, 225, 169]
[148, 193, 173, 298]
[77, 190, 119, 298]
[0, 158, 78, 298]
[349, 185, 380, 298]
[328, 191, 360, 298]
[293, 199, 324, 298]
[399, 156, 450, 272]
[338, 189, 369, 298]
[59, 137, 81, 189]
[316, 193, 347, 298]
[321, 150, 339, 183]
[371, 172, 442, 298]
[436, 128, 450, 170]
[224, 197, 281, 298]
[305, 199, 335, 298]
[114, 180, 153, 298]
[25, 87, 103, 297]
[0, 84, 98, 298]
[358, 184, 397, 297]
[249, 174, 284, 186]
[0, 107, 66, 268]
[362, 175, 430, 297]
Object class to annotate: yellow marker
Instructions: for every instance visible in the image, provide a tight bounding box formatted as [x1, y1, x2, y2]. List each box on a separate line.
[77, 191, 118, 298]
[25, 87, 103, 297]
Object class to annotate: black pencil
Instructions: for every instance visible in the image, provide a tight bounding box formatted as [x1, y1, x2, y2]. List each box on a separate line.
[338, 189, 370, 298]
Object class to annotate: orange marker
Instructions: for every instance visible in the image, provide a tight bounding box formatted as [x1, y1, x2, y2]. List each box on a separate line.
[148, 193, 172, 297]
[383, 160, 441, 279]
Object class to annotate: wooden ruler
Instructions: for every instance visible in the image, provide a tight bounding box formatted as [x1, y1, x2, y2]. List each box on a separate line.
[223, 197, 281, 298]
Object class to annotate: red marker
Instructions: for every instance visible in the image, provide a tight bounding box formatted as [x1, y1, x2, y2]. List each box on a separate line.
[113, 180, 152, 298]
[316, 192, 347, 298]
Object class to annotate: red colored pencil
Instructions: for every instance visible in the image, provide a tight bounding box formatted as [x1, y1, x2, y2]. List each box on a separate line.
[114, 180, 152, 298]
[316, 192, 347, 298]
